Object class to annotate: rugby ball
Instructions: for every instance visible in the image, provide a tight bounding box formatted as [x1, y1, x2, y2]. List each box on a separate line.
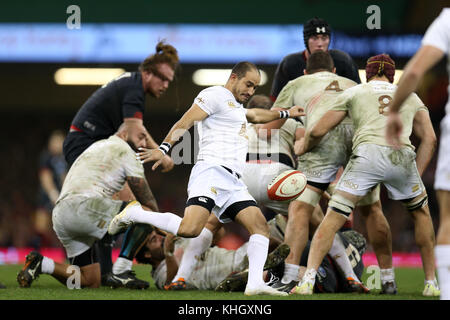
[267, 170, 307, 201]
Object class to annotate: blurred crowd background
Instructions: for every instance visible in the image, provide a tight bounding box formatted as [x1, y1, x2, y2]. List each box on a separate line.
[0, 0, 448, 255]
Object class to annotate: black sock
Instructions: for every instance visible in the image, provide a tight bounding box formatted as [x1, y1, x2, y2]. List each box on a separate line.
[119, 224, 154, 260]
[95, 233, 116, 276]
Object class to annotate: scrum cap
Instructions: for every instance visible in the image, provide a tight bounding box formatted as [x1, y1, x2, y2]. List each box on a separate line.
[365, 54, 395, 83]
[303, 17, 331, 52]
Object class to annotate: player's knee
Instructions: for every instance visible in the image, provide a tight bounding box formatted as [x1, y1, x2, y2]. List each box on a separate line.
[328, 194, 355, 217]
[288, 200, 313, 222]
[177, 222, 203, 238]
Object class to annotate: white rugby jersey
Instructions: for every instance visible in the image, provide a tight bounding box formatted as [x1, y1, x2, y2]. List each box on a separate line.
[194, 86, 249, 175]
[422, 8, 450, 115]
[57, 135, 145, 200]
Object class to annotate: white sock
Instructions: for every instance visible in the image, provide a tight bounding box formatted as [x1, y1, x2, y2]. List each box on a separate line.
[128, 206, 182, 235]
[112, 257, 133, 275]
[281, 263, 300, 283]
[380, 268, 395, 284]
[173, 228, 213, 281]
[41, 256, 55, 274]
[435, 245, 450, 299]
[329, 234, 360, 281]
[246, 234, 269, 288]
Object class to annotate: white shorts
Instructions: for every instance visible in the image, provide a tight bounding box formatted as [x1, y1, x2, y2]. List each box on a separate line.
[336, 144, 425, 200]
[241, 162, 293, 216]
[298, 123, 353, 183]
[52, 196, 123, 258]
[187, 162, 255, 223]
[435, 114, 450, 191]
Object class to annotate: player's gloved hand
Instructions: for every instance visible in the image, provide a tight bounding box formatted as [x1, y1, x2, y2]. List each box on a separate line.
[136, 147, 165, 170]
[160, 155, 175, 173]
[385, 111, 403, 149]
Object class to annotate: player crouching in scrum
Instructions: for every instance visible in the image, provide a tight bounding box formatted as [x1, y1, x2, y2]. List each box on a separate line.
[18, 123, 157, 289]
[293, 54, 439, 296]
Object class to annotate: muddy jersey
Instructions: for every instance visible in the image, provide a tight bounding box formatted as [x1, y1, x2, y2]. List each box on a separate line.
[273, 71, 356, 130]
[57, 135, 144, 201]
[330, 80, 428, 151]
[152, 239, 248, 290]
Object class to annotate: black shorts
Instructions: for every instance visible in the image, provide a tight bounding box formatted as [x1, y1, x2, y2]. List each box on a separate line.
[63, 132, 97, 167]
[186, 197, 257, 221]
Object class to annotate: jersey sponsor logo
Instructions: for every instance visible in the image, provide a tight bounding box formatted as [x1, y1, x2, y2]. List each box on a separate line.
[304, 169, 322, 178]
[210, 187, 217, 195]
[83, 120, 96, 131]
[342, 180, 359, 190]
[227, 101, 236, 108]
[196, 97, 205, 105]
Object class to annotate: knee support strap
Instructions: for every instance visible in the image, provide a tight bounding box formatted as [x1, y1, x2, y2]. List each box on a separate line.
[329, 194, 355, 217]
[295, 187, 322, 207]
[402, 193, 428, 212]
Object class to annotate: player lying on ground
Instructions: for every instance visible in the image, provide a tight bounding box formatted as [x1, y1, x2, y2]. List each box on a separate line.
[134, 225, 290, 291]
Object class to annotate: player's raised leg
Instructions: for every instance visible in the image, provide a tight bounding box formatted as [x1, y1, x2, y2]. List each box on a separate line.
[165, 215, 222, 290]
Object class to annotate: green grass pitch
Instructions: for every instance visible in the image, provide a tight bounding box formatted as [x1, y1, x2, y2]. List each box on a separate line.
[0, 265, 439, 300]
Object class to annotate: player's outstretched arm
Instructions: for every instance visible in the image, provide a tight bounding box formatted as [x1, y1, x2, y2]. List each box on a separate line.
[137, 104, 209, 170]
[412, 109, 437, 176]
[386, 45, 444, 147]
[246, 105, 304, 124]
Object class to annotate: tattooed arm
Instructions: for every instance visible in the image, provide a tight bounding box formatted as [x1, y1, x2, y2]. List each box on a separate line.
[126, 176, 159, 212]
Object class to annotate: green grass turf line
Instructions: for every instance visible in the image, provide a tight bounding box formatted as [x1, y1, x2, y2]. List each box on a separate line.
[0, 265, 439, 300]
